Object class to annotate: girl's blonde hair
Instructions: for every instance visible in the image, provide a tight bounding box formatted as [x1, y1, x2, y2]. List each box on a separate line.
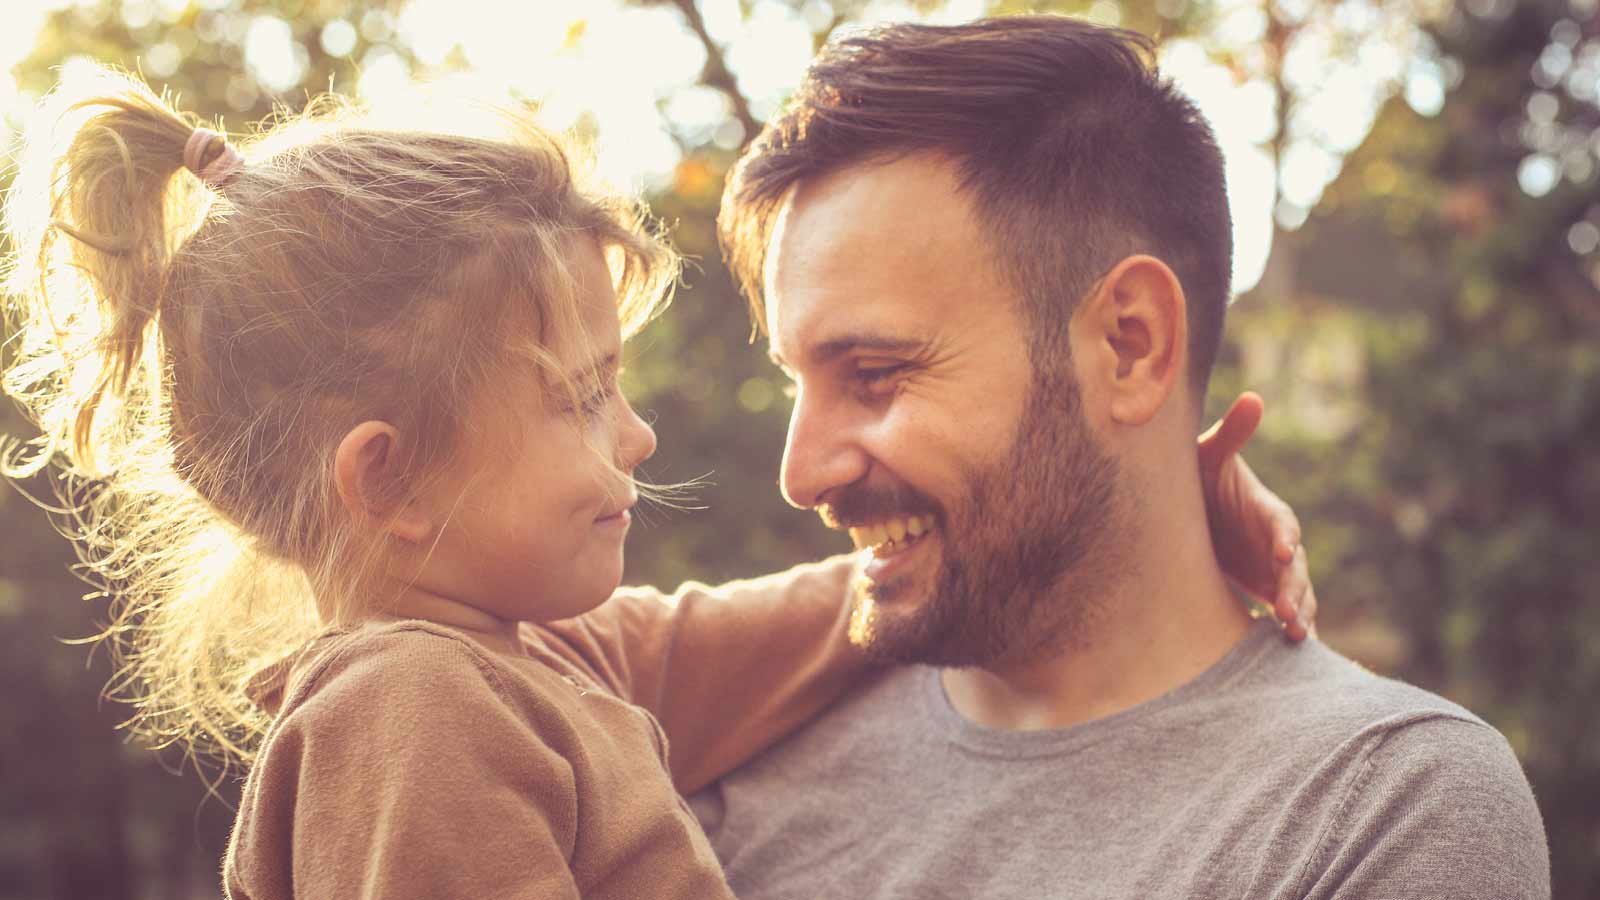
[1, 66, 677, 764]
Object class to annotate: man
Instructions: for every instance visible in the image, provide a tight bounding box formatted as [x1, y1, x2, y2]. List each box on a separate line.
[689, 15, 1548, 898]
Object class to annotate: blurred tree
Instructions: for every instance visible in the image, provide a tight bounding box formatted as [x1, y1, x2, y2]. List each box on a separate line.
[1213, 1, 1600, 895]
[10, 0, 408, 121]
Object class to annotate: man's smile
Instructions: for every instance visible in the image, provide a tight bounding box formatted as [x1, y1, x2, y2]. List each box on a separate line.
[847, 513, 937, 556]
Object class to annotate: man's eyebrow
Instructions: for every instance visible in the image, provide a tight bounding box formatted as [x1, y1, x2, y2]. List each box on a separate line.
[769, 334, 926, 369]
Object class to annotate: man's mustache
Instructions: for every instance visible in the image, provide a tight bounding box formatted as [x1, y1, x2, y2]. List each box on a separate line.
[818, 483, 942, 529]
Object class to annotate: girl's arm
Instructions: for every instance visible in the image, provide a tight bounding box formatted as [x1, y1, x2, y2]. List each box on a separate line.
[531, 393, 1314, 794]
[530, 555, 865, 795]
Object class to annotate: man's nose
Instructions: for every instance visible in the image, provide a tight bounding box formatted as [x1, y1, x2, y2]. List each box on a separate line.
[780, 388, 869, 509]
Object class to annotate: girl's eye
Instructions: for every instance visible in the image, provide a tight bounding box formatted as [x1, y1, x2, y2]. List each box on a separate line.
[580, 387, 612, 417]
[574, 367, 624, 418]
[565, 382, 614, 420]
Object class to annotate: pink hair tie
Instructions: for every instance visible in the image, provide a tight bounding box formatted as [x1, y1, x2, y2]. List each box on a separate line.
[183, 128, 244, 189]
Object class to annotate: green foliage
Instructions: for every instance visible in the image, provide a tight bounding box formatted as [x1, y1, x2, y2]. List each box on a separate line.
[1214, 3, 1600, 895]
[12, 0, 394, 122]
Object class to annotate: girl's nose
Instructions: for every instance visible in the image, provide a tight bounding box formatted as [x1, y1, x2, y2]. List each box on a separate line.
[616, 398, 657, 471]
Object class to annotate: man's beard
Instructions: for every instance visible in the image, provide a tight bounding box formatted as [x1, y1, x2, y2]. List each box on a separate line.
[831, 367, 1122, 668]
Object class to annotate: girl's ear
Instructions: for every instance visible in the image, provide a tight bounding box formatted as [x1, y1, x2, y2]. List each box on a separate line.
[333, 421, 432, 543]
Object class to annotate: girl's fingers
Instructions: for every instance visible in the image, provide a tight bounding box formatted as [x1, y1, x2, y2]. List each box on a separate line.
[1274, 516, 1301, 564]
[1301, 582, 1319, 641]
[1197, 392, 1264, 469]
[1274, 543, 1313, 642]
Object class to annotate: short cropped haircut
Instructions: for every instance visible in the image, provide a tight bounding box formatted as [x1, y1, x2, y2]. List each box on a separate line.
[720, 15, 1233, 394]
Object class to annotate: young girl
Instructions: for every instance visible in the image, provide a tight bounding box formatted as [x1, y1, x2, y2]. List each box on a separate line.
[2, 68, 1308, 898]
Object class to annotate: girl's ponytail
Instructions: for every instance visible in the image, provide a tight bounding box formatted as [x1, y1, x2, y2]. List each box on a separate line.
[2, 69, 271, 764]
[5, 68, 210, 474]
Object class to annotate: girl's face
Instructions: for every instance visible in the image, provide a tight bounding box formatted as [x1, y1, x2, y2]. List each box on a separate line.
[424, 238, 657, 624]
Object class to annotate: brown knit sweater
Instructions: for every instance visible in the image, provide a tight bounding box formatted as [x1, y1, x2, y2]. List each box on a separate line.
[224, 557, 863, 899]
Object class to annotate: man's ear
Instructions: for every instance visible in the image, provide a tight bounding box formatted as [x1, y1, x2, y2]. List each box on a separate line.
[332, 421, 432, 544]
[1078, 254, 1187, 426]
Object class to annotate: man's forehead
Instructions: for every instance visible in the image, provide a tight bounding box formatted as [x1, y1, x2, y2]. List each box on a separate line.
[762, 158, 994, 367]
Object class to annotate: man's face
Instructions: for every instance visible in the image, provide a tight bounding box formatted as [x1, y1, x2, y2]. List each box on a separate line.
[765, 155, 1123, 667]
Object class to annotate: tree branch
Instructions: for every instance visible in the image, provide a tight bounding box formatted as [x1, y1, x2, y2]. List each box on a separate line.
[665, 0, 763, 146]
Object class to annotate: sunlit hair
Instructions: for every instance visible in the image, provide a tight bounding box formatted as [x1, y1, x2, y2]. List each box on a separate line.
[720, 15, 1233, 394]
[0, 66, 677, 764]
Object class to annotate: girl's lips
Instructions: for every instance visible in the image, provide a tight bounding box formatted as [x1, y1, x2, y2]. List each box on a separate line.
[595, 492, 638, 525]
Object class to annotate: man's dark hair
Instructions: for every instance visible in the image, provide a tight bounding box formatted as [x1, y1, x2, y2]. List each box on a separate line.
[719, 15, 1233, 395]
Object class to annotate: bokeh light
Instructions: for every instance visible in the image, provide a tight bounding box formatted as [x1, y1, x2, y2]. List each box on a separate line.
[0, 0, 1461, 294]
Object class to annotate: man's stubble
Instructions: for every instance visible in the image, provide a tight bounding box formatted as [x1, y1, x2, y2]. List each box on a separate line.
[847, 365, 1126, 668]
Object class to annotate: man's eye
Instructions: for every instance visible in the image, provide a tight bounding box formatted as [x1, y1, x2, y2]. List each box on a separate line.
[848, 364, 906, 402]
[855, 364, 904, 386]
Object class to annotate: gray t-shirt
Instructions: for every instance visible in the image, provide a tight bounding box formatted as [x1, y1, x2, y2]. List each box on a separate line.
[689, 618, 1548, 899]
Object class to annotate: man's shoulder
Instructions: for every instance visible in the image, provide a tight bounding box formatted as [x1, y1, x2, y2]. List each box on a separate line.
[1275, 634, 1533, 787]
[1207, 633, 1548, 897]
[1227, 629, 1488, 734]
[1170, 627, 1536, 821]
[1283, 648, 1548, 897]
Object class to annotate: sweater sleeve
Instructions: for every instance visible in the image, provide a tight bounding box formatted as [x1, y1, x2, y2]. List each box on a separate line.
[528, 555, 870, 794]
[225, 630, 583, 900]
[1303, 716, 1550, 900]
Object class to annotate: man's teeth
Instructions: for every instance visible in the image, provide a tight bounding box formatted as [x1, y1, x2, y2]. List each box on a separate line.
[848, 515, 936, 552]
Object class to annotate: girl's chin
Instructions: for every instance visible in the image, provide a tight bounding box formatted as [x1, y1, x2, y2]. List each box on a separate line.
[578, 567, 626, 612]
[532, 551, 626, 621]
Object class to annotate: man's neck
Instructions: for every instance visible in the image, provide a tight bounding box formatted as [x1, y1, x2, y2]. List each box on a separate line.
[939, 497, 1253, 732]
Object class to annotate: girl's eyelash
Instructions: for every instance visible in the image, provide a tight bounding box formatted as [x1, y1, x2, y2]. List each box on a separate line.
[577, 368, 625, 416]
[581, 385, 613, 414]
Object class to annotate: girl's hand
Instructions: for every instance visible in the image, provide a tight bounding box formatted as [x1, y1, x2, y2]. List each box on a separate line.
[1197, 392, 1316, 641]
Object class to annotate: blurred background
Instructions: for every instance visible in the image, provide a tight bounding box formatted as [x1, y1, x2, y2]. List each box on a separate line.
[0, 0, 1595, 897]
